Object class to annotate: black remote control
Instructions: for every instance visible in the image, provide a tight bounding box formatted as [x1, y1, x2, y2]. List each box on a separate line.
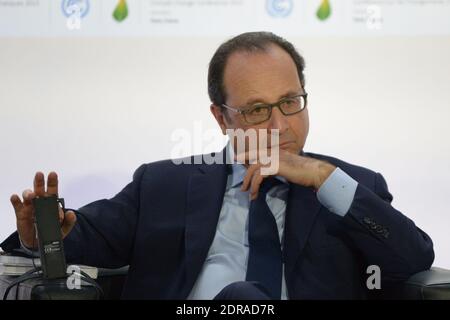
[33, 195, 67, 279]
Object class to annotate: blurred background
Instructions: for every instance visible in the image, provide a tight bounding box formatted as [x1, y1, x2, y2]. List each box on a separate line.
[1, 0, 449, 268]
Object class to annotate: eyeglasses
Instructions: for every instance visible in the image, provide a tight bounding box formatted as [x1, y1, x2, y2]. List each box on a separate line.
[221, 93, 308, 125]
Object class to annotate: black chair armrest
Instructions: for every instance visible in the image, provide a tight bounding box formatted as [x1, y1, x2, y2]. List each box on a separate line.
[96, 266, 129, 300]
[0, 276, 101, 300]
[0, 265, 129, 300]
[398, 267, 450, 300]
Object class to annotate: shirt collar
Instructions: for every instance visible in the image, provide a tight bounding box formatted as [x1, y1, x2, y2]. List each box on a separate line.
[225, 141, 288, 190]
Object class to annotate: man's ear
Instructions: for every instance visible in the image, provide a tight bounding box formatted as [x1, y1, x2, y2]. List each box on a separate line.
[210, 104, 228, 135]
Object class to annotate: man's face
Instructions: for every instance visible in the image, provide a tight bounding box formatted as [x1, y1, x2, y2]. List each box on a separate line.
[211, 44, 309, 157]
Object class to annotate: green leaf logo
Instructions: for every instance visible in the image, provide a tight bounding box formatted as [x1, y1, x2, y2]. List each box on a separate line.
[113, 0, 128, 22]
[316, 0, 331, 21]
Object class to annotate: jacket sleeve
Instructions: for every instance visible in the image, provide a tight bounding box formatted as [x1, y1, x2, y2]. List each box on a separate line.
[341, 172, 434, 285]
[62, 164, 147, 268]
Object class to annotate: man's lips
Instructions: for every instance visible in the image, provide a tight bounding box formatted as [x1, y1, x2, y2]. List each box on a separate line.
[260, 141, 295, 149]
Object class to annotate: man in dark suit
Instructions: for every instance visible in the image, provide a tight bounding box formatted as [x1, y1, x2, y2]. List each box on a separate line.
[2, 32, 434, 299]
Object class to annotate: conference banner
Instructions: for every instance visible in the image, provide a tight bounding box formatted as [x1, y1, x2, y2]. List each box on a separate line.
[1, 0, 450, 37]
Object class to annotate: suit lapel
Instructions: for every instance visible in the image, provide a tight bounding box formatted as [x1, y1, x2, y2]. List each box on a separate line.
[184, 154, 228, 291]
[283, 183, 322, 284]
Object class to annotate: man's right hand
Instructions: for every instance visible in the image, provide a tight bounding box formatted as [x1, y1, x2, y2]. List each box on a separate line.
[10, 171, 77, 249]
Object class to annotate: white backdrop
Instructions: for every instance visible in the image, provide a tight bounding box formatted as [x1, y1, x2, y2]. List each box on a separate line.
[1, 1, 450, 269]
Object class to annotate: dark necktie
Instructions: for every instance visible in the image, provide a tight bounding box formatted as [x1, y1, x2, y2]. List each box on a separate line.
[245, 177, 282, 299]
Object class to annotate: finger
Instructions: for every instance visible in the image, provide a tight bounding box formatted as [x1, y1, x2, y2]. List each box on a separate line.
[235, 149, 258, 165]
[242, 164, 261, 191]
[19, 190, 36, 221]
[59, 207, 64, 224]
[22, 189, 36, 206]
[61, 210, 77, 238]
[250, 169, 265, 201]
[34, 172, 45, 196]
[46, 171, 58, 196]
[10, 194, 23, 213]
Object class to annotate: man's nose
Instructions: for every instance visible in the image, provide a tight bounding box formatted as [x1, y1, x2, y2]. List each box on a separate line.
[268, 107, 289, 134]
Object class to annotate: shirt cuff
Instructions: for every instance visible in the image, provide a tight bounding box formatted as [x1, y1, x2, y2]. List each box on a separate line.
[317, 167, 358, 217]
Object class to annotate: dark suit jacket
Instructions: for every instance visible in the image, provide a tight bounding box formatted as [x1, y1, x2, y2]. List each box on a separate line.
[1, 151, 434, 299]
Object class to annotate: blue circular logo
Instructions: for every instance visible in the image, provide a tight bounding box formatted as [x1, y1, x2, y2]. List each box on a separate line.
[61, 0, 90, 18]
[266, 0, 293, 18]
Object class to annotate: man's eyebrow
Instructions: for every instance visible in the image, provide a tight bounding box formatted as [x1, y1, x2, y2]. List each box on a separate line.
[244, 89, 304, 106]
